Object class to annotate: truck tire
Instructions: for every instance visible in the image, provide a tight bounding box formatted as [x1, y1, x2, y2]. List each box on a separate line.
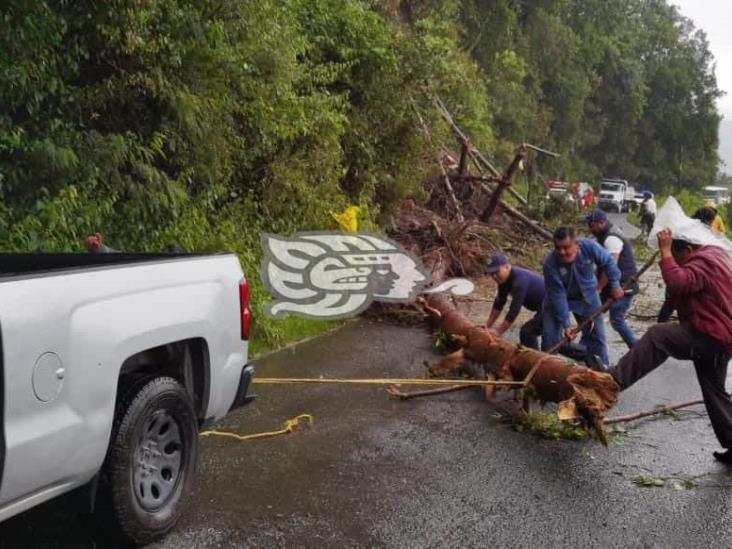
[97, 376, 198, 545]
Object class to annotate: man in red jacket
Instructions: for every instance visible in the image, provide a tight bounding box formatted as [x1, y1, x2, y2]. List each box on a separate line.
[610, 228, 732, 464]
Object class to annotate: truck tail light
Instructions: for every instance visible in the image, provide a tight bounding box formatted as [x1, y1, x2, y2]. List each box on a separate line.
[239, 278, 252, 340]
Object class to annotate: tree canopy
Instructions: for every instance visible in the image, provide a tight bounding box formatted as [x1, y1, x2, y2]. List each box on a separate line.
[0, 0, 723, 344]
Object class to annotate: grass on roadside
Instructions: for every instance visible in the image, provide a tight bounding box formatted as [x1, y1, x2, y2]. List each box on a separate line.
[249, 316, 344, 358]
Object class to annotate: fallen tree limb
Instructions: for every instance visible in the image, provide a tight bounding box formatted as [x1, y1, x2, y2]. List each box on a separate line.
[605, 399, 704, 425]
[422, 295, 619, 444]
[395, 252, 659, 415]
[385, 384, 472, 400]
[478, 183, 553, 240]
[411, 98, 464, 223]
[434, 96, 529, 206]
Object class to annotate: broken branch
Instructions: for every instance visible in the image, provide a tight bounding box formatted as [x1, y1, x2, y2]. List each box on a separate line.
[385, 384, 473, 400]
[605, 399, 704, 425]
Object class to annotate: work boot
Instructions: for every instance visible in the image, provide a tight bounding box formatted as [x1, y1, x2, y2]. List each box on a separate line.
[606, 366, 625, 390]
[560, 342, 588, 362]
[713, 449, 732, 465]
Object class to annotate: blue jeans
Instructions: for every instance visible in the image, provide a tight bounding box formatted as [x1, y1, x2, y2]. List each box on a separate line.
[542, 309, 609, 368]
[608, 295, 637, 348]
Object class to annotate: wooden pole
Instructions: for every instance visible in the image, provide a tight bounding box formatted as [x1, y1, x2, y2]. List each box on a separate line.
[458, 144, 469, 176]
[411, 98, 464, 223]
[434, 97, 529, 206]
[478, 182, 553, 240]
[480, 144, 528, 223]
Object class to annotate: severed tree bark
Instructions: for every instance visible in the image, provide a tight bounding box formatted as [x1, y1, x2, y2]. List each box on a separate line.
[423, 294, 620, 444]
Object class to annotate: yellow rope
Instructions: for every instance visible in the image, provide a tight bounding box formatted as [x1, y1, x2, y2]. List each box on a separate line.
[521, 355, 555, 387]
[200, 414, 314, 442]
[253, 377, 523, 387]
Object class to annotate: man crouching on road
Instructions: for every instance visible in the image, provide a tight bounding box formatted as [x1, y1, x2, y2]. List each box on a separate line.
[609, 228, 732, 464]
[484, 254, 545, 349]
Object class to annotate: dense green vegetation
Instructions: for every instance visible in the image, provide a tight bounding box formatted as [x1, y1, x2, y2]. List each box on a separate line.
[0, 0, 723, 352]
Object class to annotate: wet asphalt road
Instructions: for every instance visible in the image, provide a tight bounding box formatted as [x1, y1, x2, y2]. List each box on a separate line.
[4, 214, 732, 548]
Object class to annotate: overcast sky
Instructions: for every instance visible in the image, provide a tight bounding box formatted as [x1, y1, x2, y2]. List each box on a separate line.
[672, 1, 732, 170]
[672, 1, 732, 115]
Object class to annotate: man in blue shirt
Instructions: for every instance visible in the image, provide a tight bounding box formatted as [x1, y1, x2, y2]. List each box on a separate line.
[485, 254, 545, 349]
[542, 226, 624, 368]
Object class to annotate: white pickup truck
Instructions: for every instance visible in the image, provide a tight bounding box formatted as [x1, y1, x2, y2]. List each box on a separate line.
[0, 252, 254, 544]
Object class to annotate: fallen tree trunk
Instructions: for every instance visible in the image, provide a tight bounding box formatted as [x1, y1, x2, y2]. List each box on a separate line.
[424, 295, 619, 444]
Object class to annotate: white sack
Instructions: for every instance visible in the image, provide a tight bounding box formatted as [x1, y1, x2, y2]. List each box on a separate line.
[647, 196, 732, 259]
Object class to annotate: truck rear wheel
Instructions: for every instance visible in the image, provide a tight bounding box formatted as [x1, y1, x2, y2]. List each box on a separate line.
[98, 376, 198, 545]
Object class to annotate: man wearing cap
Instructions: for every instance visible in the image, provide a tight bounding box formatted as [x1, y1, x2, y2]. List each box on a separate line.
[484, 254, 545, 349]
[586, 209, 639, 348]
[542, 226, 624, 369]
[610, 228, 732, 464]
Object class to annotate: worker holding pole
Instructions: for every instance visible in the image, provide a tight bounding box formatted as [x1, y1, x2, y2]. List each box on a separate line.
[609, 228, 732, 464]
[585, 209, 639, 348]
[542, 226, 624, 369]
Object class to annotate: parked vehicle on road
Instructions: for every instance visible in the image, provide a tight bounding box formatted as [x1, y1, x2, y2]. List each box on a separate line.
[545, 180, 575, 204]
[545, 180, 593, 204]
[0, 252, 254, 544]
[598, 179, 637, 213]
[702, 185, 731, 206]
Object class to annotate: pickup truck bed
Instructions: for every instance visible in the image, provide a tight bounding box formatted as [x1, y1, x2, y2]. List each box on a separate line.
[0, 251, 208, 277]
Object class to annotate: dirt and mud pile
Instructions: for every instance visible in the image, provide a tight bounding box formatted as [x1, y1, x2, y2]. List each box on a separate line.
[366, 167, 549, 323]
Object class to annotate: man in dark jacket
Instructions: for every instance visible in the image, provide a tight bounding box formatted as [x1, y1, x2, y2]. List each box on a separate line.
[484, 254, 545, 349]
[610, 228, 732, 464]
[586, 209, 639, 348]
